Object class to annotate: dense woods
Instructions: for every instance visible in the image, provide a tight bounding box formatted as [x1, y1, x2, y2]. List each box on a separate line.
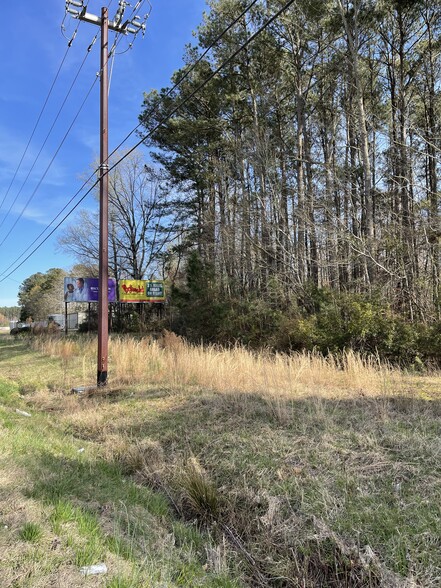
[55, 0, 441, 361]
[137, 0, 441, 355]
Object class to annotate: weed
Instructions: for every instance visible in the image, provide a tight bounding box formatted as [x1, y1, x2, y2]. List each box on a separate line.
[19, 522, 43, 542]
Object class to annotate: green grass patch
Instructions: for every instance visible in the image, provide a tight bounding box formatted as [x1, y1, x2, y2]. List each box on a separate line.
[18, 522, 43, 542]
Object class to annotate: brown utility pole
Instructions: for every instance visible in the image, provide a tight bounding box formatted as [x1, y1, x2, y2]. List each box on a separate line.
[65, 0, 147, 387]
[97, 6, 109, 386]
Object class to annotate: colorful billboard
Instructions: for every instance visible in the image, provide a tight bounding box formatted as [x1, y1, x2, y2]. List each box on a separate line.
[119, 280, 166, 303]
[64, 277, 116, 303]
[119, 280, 148, 302]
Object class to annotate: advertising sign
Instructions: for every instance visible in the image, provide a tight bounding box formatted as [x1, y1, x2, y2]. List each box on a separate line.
[119, 280, 166, 303]
[119, 280, 148, 302]
[64, 277, 116, 303]
[146, 280, 165, 302]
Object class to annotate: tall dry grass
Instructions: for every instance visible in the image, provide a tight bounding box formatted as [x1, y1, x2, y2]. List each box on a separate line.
[31, 332, 404, 398]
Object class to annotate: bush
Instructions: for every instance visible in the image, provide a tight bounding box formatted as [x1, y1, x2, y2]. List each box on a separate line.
[417, 321, 441, 367]
[169, 274, 440, 367]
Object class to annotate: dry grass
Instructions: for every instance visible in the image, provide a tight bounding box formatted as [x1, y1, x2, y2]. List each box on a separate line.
[30, 331, 410, 400]
[4, 332, 439, 587]
[150, 338, 398, 398]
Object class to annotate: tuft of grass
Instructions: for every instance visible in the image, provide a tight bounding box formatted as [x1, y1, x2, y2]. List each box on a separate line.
[106, 576, 137, 588]
[50, 499, 77, 527]
[102, 434, 165, 476]
[19, 521, 43, 542]
[178, 459, 220, 521]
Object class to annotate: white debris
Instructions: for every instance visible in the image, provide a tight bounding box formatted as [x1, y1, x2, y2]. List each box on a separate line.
[79, 563, 107, 576]
[15, 409, 31, 417]
[77, 448, 85, 453]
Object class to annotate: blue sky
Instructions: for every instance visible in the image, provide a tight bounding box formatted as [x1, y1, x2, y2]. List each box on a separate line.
[0, 0, 207, 307]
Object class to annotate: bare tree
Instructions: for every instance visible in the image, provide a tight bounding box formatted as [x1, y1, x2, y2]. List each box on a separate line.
[58, 150, 177, 284]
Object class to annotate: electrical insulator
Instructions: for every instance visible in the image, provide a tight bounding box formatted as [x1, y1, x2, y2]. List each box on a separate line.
[126, 14, 146, 34]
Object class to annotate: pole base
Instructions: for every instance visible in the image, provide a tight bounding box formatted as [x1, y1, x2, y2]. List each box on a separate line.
[97, 371, 108, 387]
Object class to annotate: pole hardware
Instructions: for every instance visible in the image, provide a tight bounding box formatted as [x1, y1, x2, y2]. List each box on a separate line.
[66, 0, 148, 35]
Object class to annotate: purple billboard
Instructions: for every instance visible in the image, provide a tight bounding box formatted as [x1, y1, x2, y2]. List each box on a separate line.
[64, 277, 116, 303]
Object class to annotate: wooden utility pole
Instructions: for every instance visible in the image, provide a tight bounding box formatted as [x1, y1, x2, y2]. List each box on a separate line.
[97, 6, 109, 385]
[65, 0, 147, 386]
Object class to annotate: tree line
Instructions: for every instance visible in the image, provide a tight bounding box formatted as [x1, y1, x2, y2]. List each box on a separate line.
[0, 306, 20, 325]
[54, 0, 441, 361]
[138, 0, 440, 322]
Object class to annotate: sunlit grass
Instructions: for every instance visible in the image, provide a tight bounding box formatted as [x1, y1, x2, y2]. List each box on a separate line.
[28, 331, 413, 400]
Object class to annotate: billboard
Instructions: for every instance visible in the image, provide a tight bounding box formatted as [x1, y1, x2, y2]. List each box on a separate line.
[119, 280, 148, 302]
[146, 280, 166, 302]
[119, 280, 166, 303]
[64, 277, 116, 303]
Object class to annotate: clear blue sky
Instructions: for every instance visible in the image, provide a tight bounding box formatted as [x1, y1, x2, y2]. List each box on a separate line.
[0, 0, 208, 307]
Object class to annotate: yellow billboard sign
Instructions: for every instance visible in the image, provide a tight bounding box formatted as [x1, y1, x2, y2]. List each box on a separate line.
[119, 280, 147, 302]
[118, 280, 165, 302]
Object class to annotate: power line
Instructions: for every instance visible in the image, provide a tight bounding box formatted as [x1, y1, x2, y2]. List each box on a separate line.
[108, 0, 296, 173]
[9, 0, 260, 250]
[0, 0, 263, 277]
[0, 33, 98, 237]
[0, 2, 146, 277]
[108, 0, 262, 156]
[0, 73, 100, 251]
[0, 21, 82, 213]
[0, 0, 297, 283]
[108, 1, 152, 91]
[0, 6, 122, 222]
[0, 180, 100, 284]
[0, 165, 99, 280]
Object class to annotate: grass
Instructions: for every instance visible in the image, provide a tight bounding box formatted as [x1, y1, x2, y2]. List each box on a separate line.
[0, 331, 440, 586]
[18, 522, 43, 543]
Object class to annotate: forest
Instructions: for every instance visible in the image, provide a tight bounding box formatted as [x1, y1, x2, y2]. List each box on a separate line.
[57, 0, 441, 363]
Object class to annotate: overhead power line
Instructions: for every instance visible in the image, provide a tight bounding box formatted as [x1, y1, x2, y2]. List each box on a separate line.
[0, 20, 82, 213]
[0, 73, 100, 251]
[108, 0, 262, 156]
[107, 0, 296, 174]
[0, 0, 263, 279]
[0, 176, 100, 283]
[0, 0, 296, 283]
[0, 0, 128, 239]
[0, 33, 99, 236]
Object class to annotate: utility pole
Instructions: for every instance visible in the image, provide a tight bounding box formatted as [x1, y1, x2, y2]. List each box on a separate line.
[65, 0, 147, 386]
[98, 6, 109, 386]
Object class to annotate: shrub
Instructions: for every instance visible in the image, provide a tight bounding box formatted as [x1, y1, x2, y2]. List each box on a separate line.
[169, 275, 440, 366]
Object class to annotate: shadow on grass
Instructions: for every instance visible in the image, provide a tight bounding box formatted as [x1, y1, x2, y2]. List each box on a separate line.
[24, 450, 169, 517]
[17, 389, 441, 587]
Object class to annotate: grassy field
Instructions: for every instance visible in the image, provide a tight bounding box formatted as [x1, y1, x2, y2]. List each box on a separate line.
[0, 331, 439, 587]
